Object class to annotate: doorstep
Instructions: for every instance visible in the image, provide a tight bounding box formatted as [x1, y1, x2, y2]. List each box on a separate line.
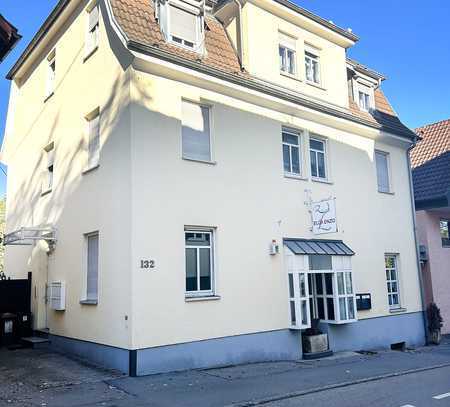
[303, 349, 333, 360]
[21, 336, 50, 349]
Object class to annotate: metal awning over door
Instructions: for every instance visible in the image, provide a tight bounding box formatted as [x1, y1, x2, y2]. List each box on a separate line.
[284, 238, 355, 256]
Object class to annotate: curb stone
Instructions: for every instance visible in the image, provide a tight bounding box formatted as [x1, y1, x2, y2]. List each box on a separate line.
[226, 362, 450, 407]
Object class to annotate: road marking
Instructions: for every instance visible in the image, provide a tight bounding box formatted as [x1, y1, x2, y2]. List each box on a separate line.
[400, 405, 415, 407]
[433, 392, 450, 400]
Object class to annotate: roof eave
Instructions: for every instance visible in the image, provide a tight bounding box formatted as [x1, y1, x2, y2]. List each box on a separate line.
[128, 40, 416, 142]
[0, 32, 22, 63]
[415, 195, 450, 211]
[6, 0, 70, 80]
[347, 58, 386, 82]
[272, 0, 359, 43]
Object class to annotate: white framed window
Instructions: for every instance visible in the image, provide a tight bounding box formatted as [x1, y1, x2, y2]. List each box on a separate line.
[279, 33, 296, 76]
[42, 142, 54, 194]
[440, 219, 450, 247]
[285, 249, 310, 329]
[375, 150, 391, 193]
[181, 99, 211, 162]
[282, 128, 301, 176]
[85, 232, 99, 302]
[355, 82, 374, 112]
[86, 109, 100, 170]
[385, 254, 400, 309]
[309, 137, 327, 180]
[305, 45, 320, 84]
[86, 4, 100, 56]
[169, 4, 202, 50]
[359, 91, 371, 112]
[285, 249, 356, 329]
[309, 255, 356, 324]
[185, 229, 214, 296]
[46, 50, 56, 98]
[336, 271, 356, 321]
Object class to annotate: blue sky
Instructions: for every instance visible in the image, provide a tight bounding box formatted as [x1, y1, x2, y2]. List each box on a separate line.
[0, 0, 449, 197]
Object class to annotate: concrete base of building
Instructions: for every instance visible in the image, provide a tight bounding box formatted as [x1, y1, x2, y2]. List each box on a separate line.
[320, 311, 426, 352]
[135, 329, 302, 376]
[49, 334, 130, 374]
[49, 312, 425, 376]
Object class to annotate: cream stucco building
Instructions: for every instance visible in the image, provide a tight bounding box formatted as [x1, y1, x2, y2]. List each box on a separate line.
[1, 0, 425, 375]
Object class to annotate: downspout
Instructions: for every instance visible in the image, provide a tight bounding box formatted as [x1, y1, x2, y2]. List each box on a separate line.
[231, 0, 245, 71]
[407, 138, 429, 345]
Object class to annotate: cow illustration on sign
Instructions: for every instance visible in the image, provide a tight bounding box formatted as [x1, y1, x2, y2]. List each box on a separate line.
[311, 198, 337, 235]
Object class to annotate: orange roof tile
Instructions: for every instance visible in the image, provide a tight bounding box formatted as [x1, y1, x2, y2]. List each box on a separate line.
[110, 0, 243, 75]
[411, 119, 450, 168]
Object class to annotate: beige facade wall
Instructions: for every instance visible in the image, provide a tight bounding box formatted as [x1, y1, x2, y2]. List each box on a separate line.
[2, 0, 422, 351]
[2, 0, 133, 349]
[241, 1, 349, 108]
[127, 63, 422, 349]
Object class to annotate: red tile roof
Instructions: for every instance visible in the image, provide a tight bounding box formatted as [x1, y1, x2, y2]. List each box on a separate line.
[411, 119, 450, 168]
[110, 0, 243, 75]
[411, 119, 450, 206]
[0, 14, 20, 62]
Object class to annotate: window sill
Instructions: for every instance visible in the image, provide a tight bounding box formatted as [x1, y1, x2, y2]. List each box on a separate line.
[44, 92, 54, 103]
[306, 81, 326, 91]
[311, 177, 333, 185]
[80, 299, 98, 305]
[185, 295, 221, 303]
[389, 307, 407, 314]
[378, 190, 395, 196]
[41, 189, 52, 197]
[83, 46, 98, 63]
[280, 72, 302, 82]
[182, 157, 217, 166]
[82, 164, 100, 175]
[284, 173, 308, 181]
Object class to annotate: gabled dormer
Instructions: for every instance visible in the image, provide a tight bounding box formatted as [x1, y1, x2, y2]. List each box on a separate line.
[155, 0, 206, 53]
[347, 58, 385, 113]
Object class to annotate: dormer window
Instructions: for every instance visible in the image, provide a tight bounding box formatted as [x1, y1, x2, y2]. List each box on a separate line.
[157, 0, 204, 53]
[359, 91, 370, 111]
[356, 82, 374, 112]
[169, 4, 198, 48]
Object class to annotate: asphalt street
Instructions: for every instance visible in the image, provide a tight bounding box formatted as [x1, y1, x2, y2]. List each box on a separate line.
[266, 365, 450, 407]
[1, 337, 450, 406]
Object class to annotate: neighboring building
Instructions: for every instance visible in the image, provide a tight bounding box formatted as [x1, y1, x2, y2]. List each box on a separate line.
[0, 14, 20, 62]
[1, 0, 424, 375]
[411, 119, 450, 334]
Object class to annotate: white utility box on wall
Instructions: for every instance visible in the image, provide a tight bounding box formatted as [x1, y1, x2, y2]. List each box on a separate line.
[49, 281, 66, 311]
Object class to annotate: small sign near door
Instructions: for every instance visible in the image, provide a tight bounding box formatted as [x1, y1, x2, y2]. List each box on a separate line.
[311, 198, 337, 235]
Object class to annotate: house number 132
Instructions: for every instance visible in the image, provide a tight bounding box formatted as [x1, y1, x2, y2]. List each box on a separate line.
[140, 260, 156, 269]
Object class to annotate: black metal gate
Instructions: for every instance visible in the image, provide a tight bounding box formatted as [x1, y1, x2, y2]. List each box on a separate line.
[0, 272, 32, 346]
[0, 272, 32, 314]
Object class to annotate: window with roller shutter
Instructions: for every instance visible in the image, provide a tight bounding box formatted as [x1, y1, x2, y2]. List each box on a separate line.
[181, 100, 211, 162]
[86, 5, 99, 56]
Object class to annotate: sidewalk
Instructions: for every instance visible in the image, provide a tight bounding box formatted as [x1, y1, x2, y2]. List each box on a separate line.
[106, 337, 450, 407]
[1, 336, 450, 406]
